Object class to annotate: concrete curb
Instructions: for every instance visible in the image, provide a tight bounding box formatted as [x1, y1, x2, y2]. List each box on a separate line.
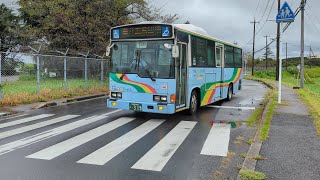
[237, 92, 271, 179]
[0, 112, 11, 117]
[32, 102, 58, 110]
[64, 94, 107, 103]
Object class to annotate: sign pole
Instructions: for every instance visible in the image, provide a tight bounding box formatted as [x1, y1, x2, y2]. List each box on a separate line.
[276, 1, 295, 104]
[278, 23, 282, 104]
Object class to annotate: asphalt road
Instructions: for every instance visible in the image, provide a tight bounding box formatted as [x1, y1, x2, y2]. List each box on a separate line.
[0, 80, 267, 180]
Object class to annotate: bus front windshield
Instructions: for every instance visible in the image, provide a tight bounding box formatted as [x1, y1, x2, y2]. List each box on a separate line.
[110, 40, 175, 79]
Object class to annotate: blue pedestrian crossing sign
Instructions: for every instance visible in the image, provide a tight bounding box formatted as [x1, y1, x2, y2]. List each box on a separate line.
[276, 2, 295, 23]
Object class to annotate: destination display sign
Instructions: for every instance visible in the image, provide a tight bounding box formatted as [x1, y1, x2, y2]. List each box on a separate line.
[111, 25, 173, 40]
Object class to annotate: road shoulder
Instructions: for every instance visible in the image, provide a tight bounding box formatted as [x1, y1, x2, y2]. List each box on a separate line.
[256, 85, 320, 179]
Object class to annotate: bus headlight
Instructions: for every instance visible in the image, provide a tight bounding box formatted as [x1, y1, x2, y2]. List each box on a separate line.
[111, 92, 117, 98]
[160, 96, 167, 101]
[111, 92, 122, 99]
[153, 95, 167, 102]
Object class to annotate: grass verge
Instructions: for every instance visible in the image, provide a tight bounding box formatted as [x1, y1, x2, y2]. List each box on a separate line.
[261, 91, 277, 141]
[0, 79, 108, 107]
[245, 76, 278, 141]
[0, 86, 107, 107]
[296, 89, 320, 135]
[239, 169, 267, 180]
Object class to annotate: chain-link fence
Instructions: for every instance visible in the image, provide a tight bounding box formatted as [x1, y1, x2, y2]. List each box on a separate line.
[0, 51, 110, 106]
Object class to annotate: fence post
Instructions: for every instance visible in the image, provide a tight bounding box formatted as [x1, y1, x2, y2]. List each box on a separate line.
[29, 45, 42, 96]
[101, 59, 104, 86]
[0, 51, 2, 100]
[94, 54, 105, 86]
[79, 51, 90, 82]
[36, 55, 40, 95]
[56, 48, 69, 90]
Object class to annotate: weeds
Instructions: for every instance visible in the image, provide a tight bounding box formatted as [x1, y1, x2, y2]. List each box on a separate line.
[239, 169, 267, 180]
[261, 91, 277, 141]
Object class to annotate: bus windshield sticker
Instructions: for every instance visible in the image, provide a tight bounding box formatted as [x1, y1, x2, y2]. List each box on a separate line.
[162, 26, 171, 37]
[113, 29, 120, 39]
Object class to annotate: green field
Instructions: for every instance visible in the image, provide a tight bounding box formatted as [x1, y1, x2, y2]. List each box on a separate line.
[251, 67, 320, 135]
[0, 78, 108, 107]
[2, 79, 106, 96]
[253, 68, 320, 96]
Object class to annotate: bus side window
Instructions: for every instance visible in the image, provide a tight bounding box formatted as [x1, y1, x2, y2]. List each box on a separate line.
[224, 45, 234, 68]
[234, 48, 242, 67]
[207, 41, 215, 67]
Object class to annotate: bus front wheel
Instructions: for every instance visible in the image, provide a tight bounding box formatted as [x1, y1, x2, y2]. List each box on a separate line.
[188, 90, 199, 115]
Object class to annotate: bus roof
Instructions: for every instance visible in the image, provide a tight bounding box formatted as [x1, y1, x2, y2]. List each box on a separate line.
[173, 24, 241, 49]
[111, 22, 241, 49]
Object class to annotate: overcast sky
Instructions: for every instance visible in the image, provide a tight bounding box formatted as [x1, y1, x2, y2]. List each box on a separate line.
[1, 0, 320, 58]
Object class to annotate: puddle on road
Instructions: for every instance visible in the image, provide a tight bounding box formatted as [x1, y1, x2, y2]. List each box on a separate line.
[208, 120, 246, 128]
[238, 97, 264, 106]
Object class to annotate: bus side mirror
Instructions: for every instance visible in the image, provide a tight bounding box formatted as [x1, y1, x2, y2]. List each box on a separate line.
[172, 45, 179, 58]
[106, 44, 115, 57]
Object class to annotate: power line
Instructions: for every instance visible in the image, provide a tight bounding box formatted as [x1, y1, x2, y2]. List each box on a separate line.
[258, 0, 272, 22]
[306, 10, 320, 33]
[254, 0, 263, 18]
[306, 3, 320, 30]
[247, 0, 276, 44]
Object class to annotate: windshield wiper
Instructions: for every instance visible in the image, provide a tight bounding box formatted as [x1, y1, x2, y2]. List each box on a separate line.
[120, 50, 156, 82]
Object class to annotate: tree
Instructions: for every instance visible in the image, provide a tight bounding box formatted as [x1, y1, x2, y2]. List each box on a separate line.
[0, 3, 21, 75]
[262, 46, 274, 69]
[18, 0, 179, 54]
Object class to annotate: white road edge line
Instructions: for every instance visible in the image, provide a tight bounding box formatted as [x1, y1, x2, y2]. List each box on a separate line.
[207, 105, 256, 110]
[0, 114, 28, 121]
[200, 124, 231, 157]
[77, 119, 165, 166]
[27, 117, 135, 160]
[100, 109, 122, 116]
[0, 115, 80, 140]
[0, 115, 106, 156]
[132, 121, 197, 172]
[0, 114, 55, 129]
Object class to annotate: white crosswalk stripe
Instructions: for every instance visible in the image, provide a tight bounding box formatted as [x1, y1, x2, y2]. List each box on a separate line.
[200, 124, 231, 157]
[0, 115, 79, 140]
[0, 115, 106, 156]
[132, 121, 197, 172]
[27, 117, 135, 160]
[0, 114, 55, 129]
[77, 119, 165, 166]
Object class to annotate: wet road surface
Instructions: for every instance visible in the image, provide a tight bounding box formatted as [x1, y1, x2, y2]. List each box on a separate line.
[0, 80, 268, 180]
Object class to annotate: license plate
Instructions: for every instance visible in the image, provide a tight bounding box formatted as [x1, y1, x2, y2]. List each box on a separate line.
[129, 103, 142, 112]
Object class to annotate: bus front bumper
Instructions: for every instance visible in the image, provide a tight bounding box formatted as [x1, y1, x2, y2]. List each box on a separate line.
[107, 99, 176, 114]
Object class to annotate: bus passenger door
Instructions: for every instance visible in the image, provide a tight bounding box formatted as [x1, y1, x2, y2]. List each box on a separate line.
[176, 43, 187, 109]
[215, 44, 224, 99]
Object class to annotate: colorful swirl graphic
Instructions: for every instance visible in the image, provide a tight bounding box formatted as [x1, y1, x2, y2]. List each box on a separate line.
[201, 68, 243, 106]
[110, 74, 157, 94]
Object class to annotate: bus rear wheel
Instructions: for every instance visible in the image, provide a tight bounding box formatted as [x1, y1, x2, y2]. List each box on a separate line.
[188, 90, 199, 115]
[226, 84, 233, 101]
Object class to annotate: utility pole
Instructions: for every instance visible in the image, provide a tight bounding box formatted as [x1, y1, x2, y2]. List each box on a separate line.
[264, 35, 270, 69]
[300, 0, 305, 88]
[251, 19, 259, 76]
[276, 0, 281, 80]
[285, 43, 288, 70]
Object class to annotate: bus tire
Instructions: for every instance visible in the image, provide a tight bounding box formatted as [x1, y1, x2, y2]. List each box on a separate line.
[227, 84, 233, 101]
[188, 90, 199, 115]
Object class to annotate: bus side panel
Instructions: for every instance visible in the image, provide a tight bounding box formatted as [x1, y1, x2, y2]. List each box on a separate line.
[232, 68, 244, 94]
[187, 68, 206, 108]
